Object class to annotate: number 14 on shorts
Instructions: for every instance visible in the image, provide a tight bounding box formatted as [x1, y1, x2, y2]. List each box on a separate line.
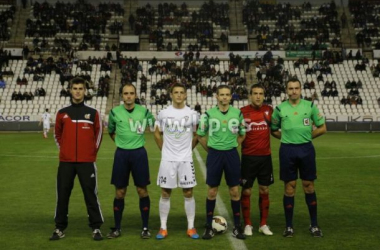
[159, 176, 167, 184]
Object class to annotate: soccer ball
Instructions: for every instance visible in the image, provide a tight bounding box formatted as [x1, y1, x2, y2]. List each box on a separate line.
[212, 215, 228, 234]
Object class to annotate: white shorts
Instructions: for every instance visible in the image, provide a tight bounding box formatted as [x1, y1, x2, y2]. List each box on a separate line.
[157, 161, 197, 189]
[43, 123, 50, 130]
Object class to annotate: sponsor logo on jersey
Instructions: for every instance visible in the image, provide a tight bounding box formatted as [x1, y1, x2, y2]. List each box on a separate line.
[303, 118, 310, 126]
[85, 114, 91, 119]
[244, 118, 268, 132]
[162, 117, 194, 138]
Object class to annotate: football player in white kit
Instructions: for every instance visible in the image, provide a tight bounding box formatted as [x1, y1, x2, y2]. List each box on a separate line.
[154, 83, 200, 239]
[39, 108, 52, 138]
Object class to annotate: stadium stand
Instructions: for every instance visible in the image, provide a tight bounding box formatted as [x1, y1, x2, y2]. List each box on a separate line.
[242, 1, 340, 51]
[1, 0, 380, 126]
[24, 1, 124, 54]
[350, 0, 380, 49]
[0, 4, 15, 43]
[144, 1, 229, 51]
[0, 56, 111, 117]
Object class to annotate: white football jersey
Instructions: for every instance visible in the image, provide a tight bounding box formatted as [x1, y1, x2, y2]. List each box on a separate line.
[42, 112, 51, 124]
[156, 105, 199, 161]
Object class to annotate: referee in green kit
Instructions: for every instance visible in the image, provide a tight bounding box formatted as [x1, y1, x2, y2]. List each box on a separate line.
[271, 77, 326, 238]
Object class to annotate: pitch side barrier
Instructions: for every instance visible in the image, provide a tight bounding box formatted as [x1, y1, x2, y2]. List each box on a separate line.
[1, 121, 380, 132]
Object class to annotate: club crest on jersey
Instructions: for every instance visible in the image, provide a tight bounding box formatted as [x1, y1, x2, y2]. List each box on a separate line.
[303, 118, 310, 126]
[82, 123, 90, 129]
[85, 114, 91, 119]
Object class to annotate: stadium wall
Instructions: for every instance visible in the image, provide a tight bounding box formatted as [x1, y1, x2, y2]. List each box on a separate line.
[1, 120, 380, 132]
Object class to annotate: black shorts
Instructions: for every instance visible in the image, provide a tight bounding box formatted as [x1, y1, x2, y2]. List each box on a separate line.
[206, 148, 241, 187]
[241, 155, 274, 188]
[111, 147, 150, 188]
[279, 142, 317, 182]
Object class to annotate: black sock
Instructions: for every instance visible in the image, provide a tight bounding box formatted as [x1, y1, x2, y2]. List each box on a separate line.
[231, 199, 241, 227]
[206, 198, 216, 226]
[113, 198, 124, 230]
[305, 192, 318, 227]
[140, 196, 150, 229]
[283, 195, 294, 228]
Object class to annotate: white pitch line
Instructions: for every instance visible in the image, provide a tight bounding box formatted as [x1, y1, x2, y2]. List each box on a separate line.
[317, 155, 380, 160]
[194, 148, 248, 250]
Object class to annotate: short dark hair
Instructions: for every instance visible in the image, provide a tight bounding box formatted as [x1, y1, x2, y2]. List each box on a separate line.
[216, 85, 231, 95]
[250, 84, 265, 94]
[70, 77, 86, 89]
[286, 77, 302, 89]
[45, 108, 49, 112]
[122, 83, 136, 93]
[170, 83, 186, 93]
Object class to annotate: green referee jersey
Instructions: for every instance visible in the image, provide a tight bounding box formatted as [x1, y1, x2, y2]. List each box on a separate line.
[271, 99, 325, 144]
[197, 105, 245, 150]
[108, 104, 155, 149]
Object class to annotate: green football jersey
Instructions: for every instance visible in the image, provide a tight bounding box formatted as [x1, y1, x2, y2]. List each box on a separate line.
[197, 105, 245, 150]
[271, 99, 325, 144]
[108, 104, 155, 149]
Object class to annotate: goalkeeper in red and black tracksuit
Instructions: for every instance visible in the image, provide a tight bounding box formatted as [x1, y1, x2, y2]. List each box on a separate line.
[50, 77, 104, 241]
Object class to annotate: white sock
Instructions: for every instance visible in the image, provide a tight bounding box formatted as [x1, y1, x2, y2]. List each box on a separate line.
[184, 197, 195, 229]
[159, 196, 170, 230]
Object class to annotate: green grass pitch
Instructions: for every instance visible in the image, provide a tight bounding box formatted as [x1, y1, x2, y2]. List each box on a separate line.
[0, 132, 379, 250]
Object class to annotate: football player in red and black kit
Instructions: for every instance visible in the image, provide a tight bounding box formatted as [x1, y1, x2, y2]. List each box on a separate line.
[50, 77, 104, 241]
[240, 84, 274, 236]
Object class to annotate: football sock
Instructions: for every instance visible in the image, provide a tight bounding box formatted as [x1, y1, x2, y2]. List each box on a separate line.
[231, 199, 241, 226]
[159, 196, 170, 230]
[184, 197, 195, 229]
[241, 193, 252, 226]
[305, 192, 318, 227]
[259, 193, 270, 226]
[206, 198, 216, 226]
[140, 196, 150, 229]
[283, 195, 294, 228]
[113, 198, 124, 229]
